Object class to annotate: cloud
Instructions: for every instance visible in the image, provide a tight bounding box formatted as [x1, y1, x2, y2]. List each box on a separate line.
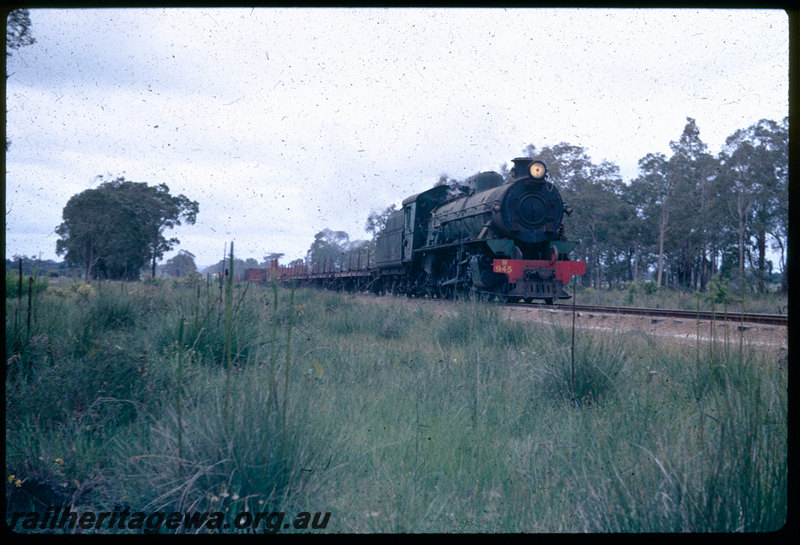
[5, 7, 788, 268]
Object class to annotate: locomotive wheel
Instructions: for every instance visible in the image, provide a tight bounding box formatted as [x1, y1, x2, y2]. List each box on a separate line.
[438, 261, 458, 300]
[493, 279, 510, 303]
[544, 297, 555, 305]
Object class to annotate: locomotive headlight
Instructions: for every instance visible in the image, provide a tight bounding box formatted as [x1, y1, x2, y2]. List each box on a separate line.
[529, 161, 547, 180]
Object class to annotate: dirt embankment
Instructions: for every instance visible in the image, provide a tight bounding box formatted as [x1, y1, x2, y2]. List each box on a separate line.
[499, 304, 788, 352]
[352, 293, 788, 352]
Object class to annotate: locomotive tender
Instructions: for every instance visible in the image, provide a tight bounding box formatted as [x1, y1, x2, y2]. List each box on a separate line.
[275, 158, 585, 303]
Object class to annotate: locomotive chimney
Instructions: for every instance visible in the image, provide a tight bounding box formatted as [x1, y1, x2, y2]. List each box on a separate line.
[511, 157, 547, 182]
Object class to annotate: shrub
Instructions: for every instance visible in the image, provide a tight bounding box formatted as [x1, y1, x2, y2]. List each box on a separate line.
[46, 280, 97, 300]
[5, 273, 49, 298]
[85, 286, 142, 330]
[529, 327, 628, 406]
[642, 280, 660, 295]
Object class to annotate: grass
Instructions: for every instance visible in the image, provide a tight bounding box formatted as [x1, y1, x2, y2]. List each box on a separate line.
[574, 279, 787, 315]
[5, 274, 788, 533]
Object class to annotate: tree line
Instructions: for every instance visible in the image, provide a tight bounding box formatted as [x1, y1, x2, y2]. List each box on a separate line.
[535, 117, 787, 295]
[28, 117, 788, 294]
[306, 117, 787, 295]
[6, 12, 788, 294]
[11, 13, 786, 293]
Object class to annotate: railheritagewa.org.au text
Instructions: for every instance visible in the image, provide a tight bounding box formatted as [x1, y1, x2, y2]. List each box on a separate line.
[9, 506, 331, 533]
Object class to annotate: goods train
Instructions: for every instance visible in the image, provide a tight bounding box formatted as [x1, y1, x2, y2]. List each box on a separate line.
[267, 158, 585, 303]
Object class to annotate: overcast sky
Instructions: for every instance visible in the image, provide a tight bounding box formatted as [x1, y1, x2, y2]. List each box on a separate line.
[5, 7, 789, 268]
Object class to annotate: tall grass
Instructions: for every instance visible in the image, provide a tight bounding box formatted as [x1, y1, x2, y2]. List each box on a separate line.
[5, 279, 787, 533]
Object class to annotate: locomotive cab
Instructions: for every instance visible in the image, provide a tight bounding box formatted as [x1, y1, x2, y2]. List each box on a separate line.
[400, 185, 449, 262]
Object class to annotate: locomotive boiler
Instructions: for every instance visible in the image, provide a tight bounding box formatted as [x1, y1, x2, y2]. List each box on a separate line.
[373, 157, 585, 303]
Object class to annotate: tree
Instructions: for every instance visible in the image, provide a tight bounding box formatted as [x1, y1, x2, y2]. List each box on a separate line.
[7, 8, 35, 151]
[666, 118, 721, 291]
[6, 255, 68, 277]
[162, 250, 198, 277]
[629, 153, 675, 287]
[56, 186, 147, 280]
[202, 257, 253, 281]
[619, 180, 653, 283]
[85, 177, 199, 278]
[115, 179, 199, 278]
[767, 120, 790, 295]
[6, 8, 35, 55]
[748, 118, 788, 291]
[305, 228, 353, 272]
[262, 252, 285, 268]
[365, 204, 398, 238]
[55, 178, 198, 280]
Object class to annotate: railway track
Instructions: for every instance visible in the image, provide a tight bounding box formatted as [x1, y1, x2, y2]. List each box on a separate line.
[351, 290, 788, 328]
[282, 270, 787, 328]
[508, 302, 788, 327]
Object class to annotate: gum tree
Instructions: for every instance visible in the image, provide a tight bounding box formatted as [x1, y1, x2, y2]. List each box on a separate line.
[56, 177, 198, 280]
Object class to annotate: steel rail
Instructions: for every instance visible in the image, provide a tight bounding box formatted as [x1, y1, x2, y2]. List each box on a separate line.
[510, 303, 788, 327]
[279, 273, 787, 327]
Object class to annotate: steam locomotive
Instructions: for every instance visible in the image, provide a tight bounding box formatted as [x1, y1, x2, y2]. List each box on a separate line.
[370, 157, 585, 303]
[270, 158, 585, 303]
